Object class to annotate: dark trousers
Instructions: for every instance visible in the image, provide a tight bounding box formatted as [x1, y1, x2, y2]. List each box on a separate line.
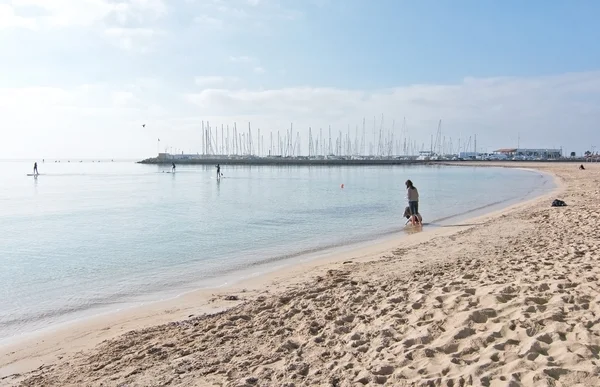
[409, 201, 419, 215]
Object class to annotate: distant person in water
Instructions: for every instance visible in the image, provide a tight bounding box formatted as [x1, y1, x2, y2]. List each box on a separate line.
[33, 162, 38, 175]
[172, 162, 176, 172]
[579, 164, 585, 170]
[216, 164, 221, 179]
[405, 179, 421, 226]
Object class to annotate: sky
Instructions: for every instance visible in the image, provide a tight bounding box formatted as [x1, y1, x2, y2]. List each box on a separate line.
[1, 0, 599, 159]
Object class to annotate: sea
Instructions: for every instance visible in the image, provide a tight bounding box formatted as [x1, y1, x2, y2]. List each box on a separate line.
[0, 161, 554, 341]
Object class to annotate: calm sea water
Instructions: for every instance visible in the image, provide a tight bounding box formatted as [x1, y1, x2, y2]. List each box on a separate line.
[0, 161, 552, 341]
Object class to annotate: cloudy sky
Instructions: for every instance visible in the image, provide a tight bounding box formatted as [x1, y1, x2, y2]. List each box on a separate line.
[1, 0, 599, 159]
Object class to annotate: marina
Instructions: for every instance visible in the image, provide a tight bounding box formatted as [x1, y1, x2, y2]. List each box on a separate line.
[140, 120, 578, 165]
[139, 116, 598, 166]
[144, 119, 483, 164]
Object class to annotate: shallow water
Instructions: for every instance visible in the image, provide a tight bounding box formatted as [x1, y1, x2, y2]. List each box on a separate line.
[0, 161, 552, 340]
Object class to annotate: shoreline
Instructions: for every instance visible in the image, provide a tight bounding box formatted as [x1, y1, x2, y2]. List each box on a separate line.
[0, 164, 561, 383]
[0, 166, 552, 344]
[138, 156, 592, 166]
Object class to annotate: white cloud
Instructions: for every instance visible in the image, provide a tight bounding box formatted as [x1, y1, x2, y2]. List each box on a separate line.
[112, 0, 167, 24]
[104, 27, 163, 52]
[226, 0, 304, 22]
[253, 66, 265, 74]
[193, 14, 223, 29]
[129, 0, 167, 15]
[104, 27, 159, 36]
[8, 0, 115, 28]
[0, 87, 72, 107]
[193, 0, 303, 35]
[1, 0, 168, 52]
[2, 71, 599, 159]
[0, 83, 169, 159]
[0, 84, 144, 111]
[111, 91, 136, 106]
[0, 4, 37, 29]
[2, 0, 167, 32]
[130, 77, 163, 90]
[184, 71, 600, 153]
[194, 76, 239, 88]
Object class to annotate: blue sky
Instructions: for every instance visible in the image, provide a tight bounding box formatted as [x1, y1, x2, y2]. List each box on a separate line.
[1, 0, 599, 158]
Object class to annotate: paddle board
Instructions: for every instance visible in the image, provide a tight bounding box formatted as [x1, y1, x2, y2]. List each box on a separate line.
[27, 174, 42, 176]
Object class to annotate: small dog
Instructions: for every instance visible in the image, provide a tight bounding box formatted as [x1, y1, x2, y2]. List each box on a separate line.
[403, 206, 422, 225]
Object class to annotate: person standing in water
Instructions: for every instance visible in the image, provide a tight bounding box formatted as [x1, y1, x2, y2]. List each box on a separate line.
[33, 162, 38, 175]
[216, 163, 221, 179]
[171, 162, 176, 172]
[405, 179, 421, 225]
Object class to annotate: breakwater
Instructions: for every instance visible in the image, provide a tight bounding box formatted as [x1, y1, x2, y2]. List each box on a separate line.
[138, 157, 431, 166]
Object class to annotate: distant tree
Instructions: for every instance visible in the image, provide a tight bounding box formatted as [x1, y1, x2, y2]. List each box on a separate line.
[570, 152, 576, 157]
[584, 150, 592, 157]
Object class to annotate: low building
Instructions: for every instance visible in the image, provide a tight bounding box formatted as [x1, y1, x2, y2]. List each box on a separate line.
[493, 148, 562, 159]
[459, 152, 479, 159]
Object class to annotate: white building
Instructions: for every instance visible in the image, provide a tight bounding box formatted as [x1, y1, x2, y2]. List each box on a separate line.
[493, 148, 562, 159]
[459, 152, 479, 159]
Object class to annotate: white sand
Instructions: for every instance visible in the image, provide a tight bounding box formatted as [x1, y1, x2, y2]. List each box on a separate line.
[2, 162, 599, 387]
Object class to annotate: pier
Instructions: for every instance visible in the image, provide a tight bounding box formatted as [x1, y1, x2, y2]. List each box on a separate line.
[138, 155, 430, 166]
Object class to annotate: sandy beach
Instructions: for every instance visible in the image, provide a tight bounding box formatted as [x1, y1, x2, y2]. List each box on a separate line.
[2, 162, 599, 386]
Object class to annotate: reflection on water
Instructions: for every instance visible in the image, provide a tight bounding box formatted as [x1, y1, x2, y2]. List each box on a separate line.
[403, 224, 424, 235]
[0, 162, 552, 340]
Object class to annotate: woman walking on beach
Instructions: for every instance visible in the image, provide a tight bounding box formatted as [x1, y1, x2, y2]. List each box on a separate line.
[406, 179, 421, 226]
